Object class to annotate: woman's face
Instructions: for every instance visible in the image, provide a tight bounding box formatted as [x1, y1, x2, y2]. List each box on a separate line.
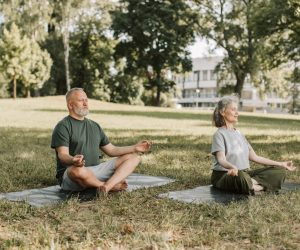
[221, 102, 239, 125]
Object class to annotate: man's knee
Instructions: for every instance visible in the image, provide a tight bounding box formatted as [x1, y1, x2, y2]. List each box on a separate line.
[124, 152, 140, 161]
[68, 166, 88, 180]
[116, 153, 140, 167]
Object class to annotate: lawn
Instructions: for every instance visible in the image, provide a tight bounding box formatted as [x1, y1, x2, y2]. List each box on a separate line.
[0, 96, 300, 249]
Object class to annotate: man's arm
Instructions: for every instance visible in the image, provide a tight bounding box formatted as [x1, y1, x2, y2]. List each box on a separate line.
[101, 141, 151, 157]
[56, 146, 85, 167]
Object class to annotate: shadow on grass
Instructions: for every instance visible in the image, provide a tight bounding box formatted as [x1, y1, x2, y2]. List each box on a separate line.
[35, 108, 300, 132]
[35, 108, 211, 120]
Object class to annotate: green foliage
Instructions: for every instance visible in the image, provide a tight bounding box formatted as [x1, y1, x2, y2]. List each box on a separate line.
[109, 73, 144, 105]
[0, 0, 52, 41]
[70, 13, 114, 101]
[253, 0, 300, 66]
[22, 42, 52, 97]
[286, 67, 300, 114]
[112, 0, 198, 106]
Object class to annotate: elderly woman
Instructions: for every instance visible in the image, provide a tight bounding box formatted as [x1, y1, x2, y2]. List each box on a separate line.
[211, 96, 296, 195]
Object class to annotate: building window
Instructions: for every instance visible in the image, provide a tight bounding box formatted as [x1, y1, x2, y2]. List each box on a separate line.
[203, 70, 208, 81]
[193, 71, 199, 82]
[210, 70, 216, 80]
[241, 91, 253, 100]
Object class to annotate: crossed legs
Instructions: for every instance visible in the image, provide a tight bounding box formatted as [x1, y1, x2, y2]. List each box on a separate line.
[67, 153, 140, 193]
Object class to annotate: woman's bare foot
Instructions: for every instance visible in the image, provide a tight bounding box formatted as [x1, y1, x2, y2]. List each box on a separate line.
[251, 178, 264, 192]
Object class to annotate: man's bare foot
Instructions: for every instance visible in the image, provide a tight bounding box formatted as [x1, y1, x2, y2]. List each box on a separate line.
[97, 180, 128, 194]
[110, 180, 128, 192]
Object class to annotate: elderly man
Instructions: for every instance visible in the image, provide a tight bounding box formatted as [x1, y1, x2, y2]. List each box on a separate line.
[51, 88, 151, 193]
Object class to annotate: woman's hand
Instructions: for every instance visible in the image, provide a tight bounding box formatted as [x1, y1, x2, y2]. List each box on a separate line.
[227, 168, 238, 176]
[281, 161, 296, 171]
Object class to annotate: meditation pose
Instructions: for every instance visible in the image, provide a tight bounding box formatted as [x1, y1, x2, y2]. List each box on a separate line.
[211, 96, 296, 194]
[51, 88, 151, 193]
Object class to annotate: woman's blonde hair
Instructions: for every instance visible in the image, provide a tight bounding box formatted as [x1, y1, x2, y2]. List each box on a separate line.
[212, 95, 239, 127]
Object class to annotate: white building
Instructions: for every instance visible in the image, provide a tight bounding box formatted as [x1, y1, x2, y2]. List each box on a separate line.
[174, 56, 289, 113]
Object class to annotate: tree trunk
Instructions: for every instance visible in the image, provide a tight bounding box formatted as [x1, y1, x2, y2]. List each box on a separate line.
[234, 74, 245, 97]
[155, 87, 161, 106]
[26, 87, 31, 98]
[63, 27, 71, 92]
[13, 76, 17, 99]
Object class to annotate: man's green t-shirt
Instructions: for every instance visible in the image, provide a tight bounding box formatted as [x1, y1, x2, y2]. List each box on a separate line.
[51, 116, 110, 180]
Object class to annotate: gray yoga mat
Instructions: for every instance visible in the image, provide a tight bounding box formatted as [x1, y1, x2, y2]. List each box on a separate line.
[0, 173, 174, 207]
[158, 182, 300, 204]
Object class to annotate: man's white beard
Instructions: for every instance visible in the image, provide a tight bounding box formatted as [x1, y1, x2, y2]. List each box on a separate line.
[74, 107, 89, 117]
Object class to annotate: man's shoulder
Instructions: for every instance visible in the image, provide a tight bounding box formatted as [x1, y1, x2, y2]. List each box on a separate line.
[85, 117, 101, 128]
[55, 116, 71, 126]
[53, 116, 72, 131]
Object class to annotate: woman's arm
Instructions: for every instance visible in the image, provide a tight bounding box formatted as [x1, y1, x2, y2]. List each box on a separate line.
[216, 151, 239, 176]
[249, 148, 296, 171]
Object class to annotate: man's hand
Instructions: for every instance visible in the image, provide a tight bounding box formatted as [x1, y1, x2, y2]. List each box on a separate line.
[135, 140, 152, 153]
[282, 161, 296, 171]
[72, 154, 85, 167]
[227, 168, 238, 176]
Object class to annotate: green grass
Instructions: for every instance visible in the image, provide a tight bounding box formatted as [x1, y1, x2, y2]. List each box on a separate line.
[0, 97, 300, 249]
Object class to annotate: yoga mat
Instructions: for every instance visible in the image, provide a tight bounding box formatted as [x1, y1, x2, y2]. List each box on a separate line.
[158, 182, 300, 204]
[0, 173, 174, 207]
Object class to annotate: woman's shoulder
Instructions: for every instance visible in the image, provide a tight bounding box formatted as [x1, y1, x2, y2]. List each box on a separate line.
[214, 127, 244, 137]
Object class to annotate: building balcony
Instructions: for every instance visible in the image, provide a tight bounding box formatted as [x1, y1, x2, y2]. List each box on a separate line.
[178, 80, 217, 89]
[178, 96, 219, 104]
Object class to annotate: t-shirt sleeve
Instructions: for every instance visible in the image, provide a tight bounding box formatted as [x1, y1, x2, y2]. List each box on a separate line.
[245, 136, 253, 151]
[98, 125, 110, 147]
[211, 131, 226, 155]
[51, 123, 70, 149]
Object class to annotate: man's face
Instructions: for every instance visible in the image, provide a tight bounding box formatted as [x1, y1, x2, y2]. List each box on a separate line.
[68, 90, 89, 117]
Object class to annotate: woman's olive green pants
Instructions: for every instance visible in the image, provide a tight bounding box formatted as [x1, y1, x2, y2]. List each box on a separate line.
[211, 167, 286, 195]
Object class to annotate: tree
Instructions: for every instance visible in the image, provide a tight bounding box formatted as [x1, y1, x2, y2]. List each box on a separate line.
[49, 0, 90, 92]
[70, 2, 115, 100]
[0, 23, 31, 98]
[0, 0, 55, 96]
[111, 0, 198, 106]
[194, 0, 265, 97]
[22, 42, 52, 97]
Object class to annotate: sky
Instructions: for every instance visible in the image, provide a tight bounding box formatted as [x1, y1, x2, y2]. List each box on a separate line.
[188, 37, 225, 58]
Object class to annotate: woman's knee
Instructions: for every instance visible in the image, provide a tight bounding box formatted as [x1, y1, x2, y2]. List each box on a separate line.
[274, 167, 287, 180]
